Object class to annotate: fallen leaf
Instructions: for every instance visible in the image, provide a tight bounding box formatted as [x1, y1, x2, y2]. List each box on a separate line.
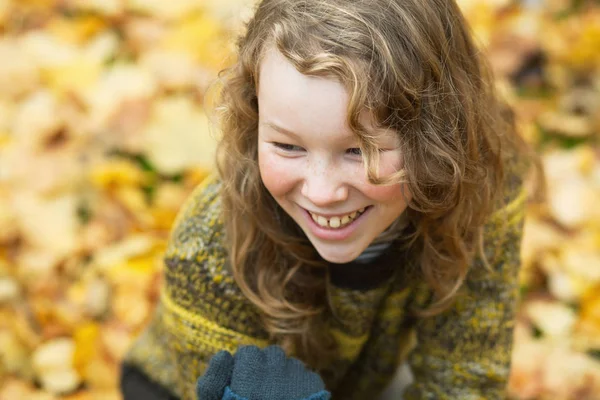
[67, 0, 124, 17]
[0, 38, 41, 99]
[125, 0, 203, 20]
[32, 338, 82, 394]
[142, 96, 218, 175]
[525, 300, 577, 338]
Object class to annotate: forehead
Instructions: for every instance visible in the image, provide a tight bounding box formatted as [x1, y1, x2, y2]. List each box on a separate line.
[257, 48, 399, 144]
[257, 49, 350, 135]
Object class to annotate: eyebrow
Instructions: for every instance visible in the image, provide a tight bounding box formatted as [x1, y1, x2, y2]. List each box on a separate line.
[262, 121, 358, 144]
[261, 121, 303, 140]
[261, 120, 397, 146]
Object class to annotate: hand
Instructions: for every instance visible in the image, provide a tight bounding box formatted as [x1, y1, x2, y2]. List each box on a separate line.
[196, 345, 331, 400]
[196, 350, 235, 400]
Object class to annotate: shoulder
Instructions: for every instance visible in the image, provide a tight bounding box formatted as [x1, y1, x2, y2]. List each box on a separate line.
[468, 154, 528, 287]
[483, 154, 528, 257]
[161, 174, 262, 317]
[165, 175, 225, 261]
[162, 174, 242, 297]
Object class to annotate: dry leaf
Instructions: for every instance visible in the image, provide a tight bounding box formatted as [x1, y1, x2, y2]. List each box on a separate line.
[161, 13, 233, 69]
[12, 90, 63, 150]
[67, 0, 124, 17]
[140, 49, 205, 91]
[82, 64, 157, 133]
[73, 323, 100, 376]
[0, 330, 32, 377]
[125, 0, 202, 20]
[0, 378, 58, 400]
[1, 2, 599, 399]
[525, 300, 577, 338]
[123, 17, 167, 54]
[100, 323, 133, 362]
[0, 276, 20, 303]
[32, 338, 81, 394]
[142, 96, 218, 175]
[112, 288, 151, 329]
[11, 193, 79, 259]
[0, 39, 41, 99]
[93, 234, 156, 271]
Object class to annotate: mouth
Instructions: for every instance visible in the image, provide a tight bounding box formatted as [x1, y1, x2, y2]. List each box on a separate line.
[306, 206, 371, 230]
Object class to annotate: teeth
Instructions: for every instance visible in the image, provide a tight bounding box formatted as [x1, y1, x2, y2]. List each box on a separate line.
[317, 216, 328, 227]
[309, 207, 367, 229]
[329, 217, 341, 228]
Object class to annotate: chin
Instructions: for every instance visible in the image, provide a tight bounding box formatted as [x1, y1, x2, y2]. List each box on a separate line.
[312, 243, 364, 264]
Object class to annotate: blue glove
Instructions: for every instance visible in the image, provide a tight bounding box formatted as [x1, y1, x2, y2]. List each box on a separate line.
[196, 345, 331, 400]
[196, 350, 235, 400]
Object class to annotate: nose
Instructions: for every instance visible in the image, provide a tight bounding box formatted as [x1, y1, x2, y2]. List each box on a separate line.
[301, 167, 348, 207]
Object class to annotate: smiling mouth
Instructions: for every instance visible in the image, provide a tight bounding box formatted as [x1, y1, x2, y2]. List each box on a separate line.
[307, 206, 370, 229]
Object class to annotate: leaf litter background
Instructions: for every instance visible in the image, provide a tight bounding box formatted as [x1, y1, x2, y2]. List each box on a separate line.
[0, 0, 599, 399]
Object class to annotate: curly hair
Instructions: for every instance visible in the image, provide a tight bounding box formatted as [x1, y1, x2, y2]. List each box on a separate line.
[214, 0, 531, 370]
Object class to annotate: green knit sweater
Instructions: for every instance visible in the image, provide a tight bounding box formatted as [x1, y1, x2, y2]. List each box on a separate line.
[125, 163, 526, 400]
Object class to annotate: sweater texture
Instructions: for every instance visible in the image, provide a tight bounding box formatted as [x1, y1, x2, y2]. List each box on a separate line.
[124, 158, 526, 400]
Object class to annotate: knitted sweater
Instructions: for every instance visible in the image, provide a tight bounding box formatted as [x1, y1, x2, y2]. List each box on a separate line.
[124, 161, 526, 400]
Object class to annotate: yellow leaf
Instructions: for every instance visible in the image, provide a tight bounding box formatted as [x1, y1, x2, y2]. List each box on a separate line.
[100, 323, 133, 361]
[149, 208, 179, 231]
[126, 0, 202, 20]
[69, 0, 124, 16]
[123, 252, 159, 274]
[139, 49, 201, 91]
[525, 300, 577, 338]
[47, 16, 107, 45]
[73, 323, 100, 376]
[32, 338, 81, 394]
[43, 59, 102, 97]
[185, 167, 213, 189]
[82, 64, 157, 131]
[564, 20, 600, 68]
[142, 96, 218, 175]
[112, 288, 151, 329]
[580, 287, 600, 336]
[89, 160, 149, 189]
[161, 13, 233, 70]
[0, 38, 41, 98]
[114, 186, 150, 217]
[0, 131, 11, 149]
[0, 0, 9, 27]
[93, 234, 158, 271]
[12, 193, 80, 259]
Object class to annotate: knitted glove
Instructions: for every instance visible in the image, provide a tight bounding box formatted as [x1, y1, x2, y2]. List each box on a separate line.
[196, 345, 331, 400]
[196, 350, 235, 400]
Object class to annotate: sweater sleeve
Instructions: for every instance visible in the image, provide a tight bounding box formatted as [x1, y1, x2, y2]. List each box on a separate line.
[403, 183, 527, 399]
[123, 176, 269, 400]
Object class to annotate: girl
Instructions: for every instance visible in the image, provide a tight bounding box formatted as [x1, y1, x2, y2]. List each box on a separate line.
[121, 0, 535, 399]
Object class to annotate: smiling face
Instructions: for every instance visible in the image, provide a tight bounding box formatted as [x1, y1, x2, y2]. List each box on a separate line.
[257, 49, 411, 264]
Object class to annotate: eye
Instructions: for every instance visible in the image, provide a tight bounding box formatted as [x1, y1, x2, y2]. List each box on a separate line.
[272, 142, 304, 152]
[346, 148, 362, 156]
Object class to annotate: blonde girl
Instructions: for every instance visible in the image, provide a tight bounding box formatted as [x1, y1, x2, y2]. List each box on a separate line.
[122, 0, 534, 399]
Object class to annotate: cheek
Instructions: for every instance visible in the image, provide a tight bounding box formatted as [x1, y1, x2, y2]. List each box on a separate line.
[258, 149, 299, 197]
[360, 150, 410, 203]
[361, 182, 411, 205]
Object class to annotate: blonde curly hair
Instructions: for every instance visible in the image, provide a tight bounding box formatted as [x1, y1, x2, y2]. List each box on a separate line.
[214, 0, 531, 370]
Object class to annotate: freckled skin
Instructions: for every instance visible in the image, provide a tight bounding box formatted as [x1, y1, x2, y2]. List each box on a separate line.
[257, 48, 411, 263]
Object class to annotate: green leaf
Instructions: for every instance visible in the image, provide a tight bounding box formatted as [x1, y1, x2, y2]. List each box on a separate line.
[587, 349, 600, 361]
[76, 201, 92, 225]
